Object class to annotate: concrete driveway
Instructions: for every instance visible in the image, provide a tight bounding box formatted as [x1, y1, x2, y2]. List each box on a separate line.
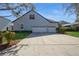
[15, 33, 79, 56]
[2, 33, 79, 56]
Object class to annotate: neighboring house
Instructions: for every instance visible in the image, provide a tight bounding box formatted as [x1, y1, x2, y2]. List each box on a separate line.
[61, 20, 79, 31]
[73, 22, 79, 31]
[62, 24, 72, 30]
[10, 10, 59, 33]
[0, 16, 11, 31]
[59, 20, 72, 30]
[59, 20, 70, 25]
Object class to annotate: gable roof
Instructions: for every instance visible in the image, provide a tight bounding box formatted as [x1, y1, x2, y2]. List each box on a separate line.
[12, 10, 32, 23]
[0, 16, 11, 22]
[59, 20, 70, 25]
[12, 10, 58, 23]
[0, 16, 11, 31]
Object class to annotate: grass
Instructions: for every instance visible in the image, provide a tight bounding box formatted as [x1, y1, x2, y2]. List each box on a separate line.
[66, 31, 79, 37]
[13, 31, 31, 40]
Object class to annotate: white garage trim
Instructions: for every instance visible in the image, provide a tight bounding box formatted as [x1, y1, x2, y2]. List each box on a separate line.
[32, 26, 57, 33]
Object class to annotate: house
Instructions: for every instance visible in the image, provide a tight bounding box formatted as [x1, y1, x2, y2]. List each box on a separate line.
[62, 24, 73, 30]
[10, 10, 59, 33]
[59, 20, 70, 25]
[73, 22, 79, 31]
[59, 20, 72, 30]
[0, 16, 11, 31]
[60, 20, 79, 31]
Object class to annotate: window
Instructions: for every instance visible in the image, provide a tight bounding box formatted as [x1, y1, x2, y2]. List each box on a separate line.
[21, 24, 24, 29]
[29, 14, 35, 19]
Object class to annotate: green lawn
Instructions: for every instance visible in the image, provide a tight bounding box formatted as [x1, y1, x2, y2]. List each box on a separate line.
[14, 31, 31, 40]
[66, 31, 79, 37]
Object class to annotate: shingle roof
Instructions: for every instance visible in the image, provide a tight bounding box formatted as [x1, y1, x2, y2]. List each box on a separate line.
[12, 10, 58, 23]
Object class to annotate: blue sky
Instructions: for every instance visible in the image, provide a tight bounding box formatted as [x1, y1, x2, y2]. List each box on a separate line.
[0, 3, 76, 23]
[33, 3, 76, 23]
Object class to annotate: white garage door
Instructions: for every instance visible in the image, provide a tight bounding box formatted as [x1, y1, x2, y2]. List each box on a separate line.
[48, 27, 56, 33]
[32, 27, 57, 33]
[32, 27, 47, 32]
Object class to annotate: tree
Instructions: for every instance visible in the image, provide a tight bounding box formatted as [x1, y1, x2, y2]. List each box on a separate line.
[64, 3, 79, 23]
[63, 3, 79, 31]
[0, 3, 35, 18]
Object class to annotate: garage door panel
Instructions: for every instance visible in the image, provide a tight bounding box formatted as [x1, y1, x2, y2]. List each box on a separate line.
[32, 27, 57, 33]
[32, 27, 47, 32]
[48, 28, 56, 33]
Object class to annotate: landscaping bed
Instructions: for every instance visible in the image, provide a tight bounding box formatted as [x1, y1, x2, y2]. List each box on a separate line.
[0, 31, 31, 51]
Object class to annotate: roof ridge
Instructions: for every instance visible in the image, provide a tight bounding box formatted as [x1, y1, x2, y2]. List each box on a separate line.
[12, 10, 58, 23]
[12, 10, 32, 22]
[0, 16, 11, 22]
